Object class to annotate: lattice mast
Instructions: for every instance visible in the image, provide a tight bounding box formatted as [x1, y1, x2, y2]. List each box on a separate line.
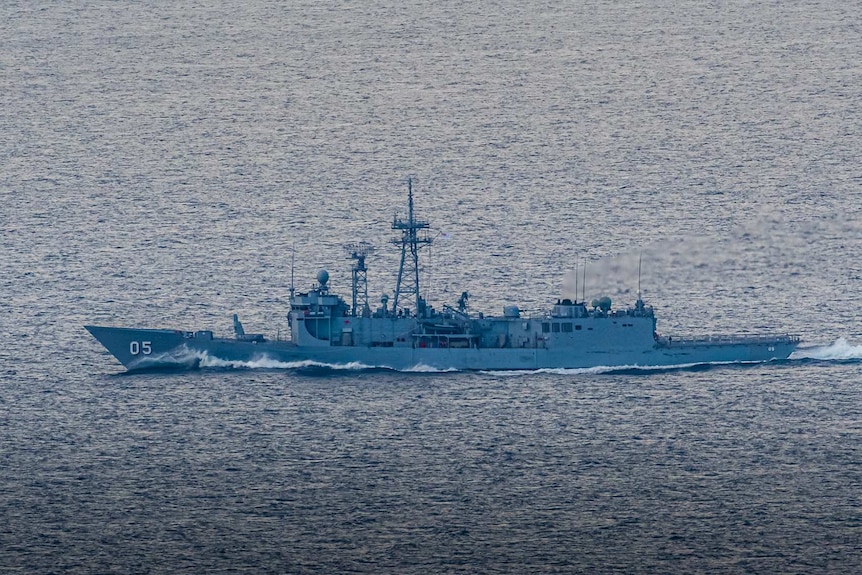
[344, 242, 375, 317]
[391, 178, 432, 316]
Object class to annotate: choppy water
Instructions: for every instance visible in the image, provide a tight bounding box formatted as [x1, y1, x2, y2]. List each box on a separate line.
[2, 1, 861, 573]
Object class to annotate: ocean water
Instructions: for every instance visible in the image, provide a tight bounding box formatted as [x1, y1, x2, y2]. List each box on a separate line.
[1, 1, 861, 573]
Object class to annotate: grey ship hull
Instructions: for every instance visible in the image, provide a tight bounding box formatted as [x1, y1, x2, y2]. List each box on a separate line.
[85, 325, 799, 372]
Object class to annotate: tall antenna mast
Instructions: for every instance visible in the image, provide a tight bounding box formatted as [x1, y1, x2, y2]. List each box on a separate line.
[582, 259, 587, 303]
[635, 251, 646, 312]
[391, 178, 432, 316]
[574, 256, 579, 304]
[344, 241, 375, 317]
[289, 243, 296, 299]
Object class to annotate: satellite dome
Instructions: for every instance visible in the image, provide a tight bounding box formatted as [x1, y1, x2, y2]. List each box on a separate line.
[317, 269, 329, 286]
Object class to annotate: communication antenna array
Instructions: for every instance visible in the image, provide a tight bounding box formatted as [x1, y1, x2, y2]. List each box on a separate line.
[391, 178, 432, 316]
[345, 241, 375, 316]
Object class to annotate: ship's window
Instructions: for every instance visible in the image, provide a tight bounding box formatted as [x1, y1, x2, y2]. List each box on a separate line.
[575, 325, 582, 330]
[552, 323, 561, 333]
[562, 323, 573, 333]
[542, 323, 550, 333]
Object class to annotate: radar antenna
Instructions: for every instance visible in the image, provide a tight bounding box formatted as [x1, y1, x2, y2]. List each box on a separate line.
[391, 178, 432, 316]
[344, 241, 375, 317]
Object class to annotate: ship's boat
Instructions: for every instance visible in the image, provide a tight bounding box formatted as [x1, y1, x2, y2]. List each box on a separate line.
[86, 181, 800, 372]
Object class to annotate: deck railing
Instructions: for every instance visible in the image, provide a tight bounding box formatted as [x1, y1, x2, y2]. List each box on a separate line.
[656, 334, 801, 346]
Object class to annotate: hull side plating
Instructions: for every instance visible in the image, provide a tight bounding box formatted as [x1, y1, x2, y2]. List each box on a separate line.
[85, 324, 799, 372]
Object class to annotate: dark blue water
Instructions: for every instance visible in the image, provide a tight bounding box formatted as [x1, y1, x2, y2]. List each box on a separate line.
[2, 1, 861, 573]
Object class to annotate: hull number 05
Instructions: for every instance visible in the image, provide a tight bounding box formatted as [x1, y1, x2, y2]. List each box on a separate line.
[130, 341, 152, 355]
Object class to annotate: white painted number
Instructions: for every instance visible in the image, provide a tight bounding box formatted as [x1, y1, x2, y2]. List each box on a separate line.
[130, 341, 152, 355]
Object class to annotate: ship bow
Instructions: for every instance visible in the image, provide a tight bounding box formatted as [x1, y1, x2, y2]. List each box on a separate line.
[85, 325, 192, 370]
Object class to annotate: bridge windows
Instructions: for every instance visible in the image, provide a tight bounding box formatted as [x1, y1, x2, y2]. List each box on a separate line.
[543, 321, 583, 333]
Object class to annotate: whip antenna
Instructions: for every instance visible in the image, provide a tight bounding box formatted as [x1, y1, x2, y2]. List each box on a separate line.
[574, 256, 579, 304]
[582, 259, 587, 303]
[290, 243, 296, 299]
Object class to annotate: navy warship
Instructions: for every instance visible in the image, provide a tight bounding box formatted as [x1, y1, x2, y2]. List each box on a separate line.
[86, 181, 800, 372]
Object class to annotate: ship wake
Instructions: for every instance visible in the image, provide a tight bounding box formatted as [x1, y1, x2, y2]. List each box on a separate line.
[126, 345, 203, 371]
[123, 350, 467, 374]
[121, 349, 382, 373]
[789, 338, 862, 361]
[192, 352, 462, 373]
[197, 353, 379, 371]
[483, 361, 752, 377]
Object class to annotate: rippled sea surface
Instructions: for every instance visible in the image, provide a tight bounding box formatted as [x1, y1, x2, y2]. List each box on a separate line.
[2, 1, 861, 573]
